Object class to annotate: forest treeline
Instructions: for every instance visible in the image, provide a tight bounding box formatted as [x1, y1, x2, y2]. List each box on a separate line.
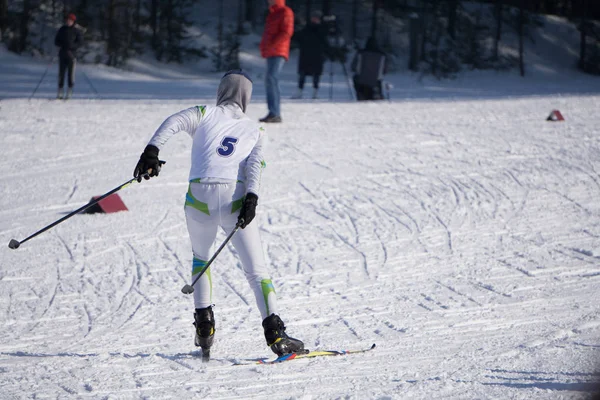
[1, 0, 598, 77]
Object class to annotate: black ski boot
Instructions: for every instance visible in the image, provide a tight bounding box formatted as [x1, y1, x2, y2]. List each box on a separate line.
[262, 314, 305, 356]
[193, 306, 215, 361]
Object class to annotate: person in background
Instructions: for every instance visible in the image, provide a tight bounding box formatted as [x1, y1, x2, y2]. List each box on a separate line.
[259, 0, 294, 123]
[350, 37, 387, 101]
[292, 10, 327, 100]
[54, 13, 83, 100]
[132, 70, 305, 360]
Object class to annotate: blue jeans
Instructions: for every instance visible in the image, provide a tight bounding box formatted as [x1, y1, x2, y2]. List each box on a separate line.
[265, 56, 285, 117]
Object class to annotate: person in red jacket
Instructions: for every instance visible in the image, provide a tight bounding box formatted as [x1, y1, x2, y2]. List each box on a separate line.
[259, 0, 294, 123]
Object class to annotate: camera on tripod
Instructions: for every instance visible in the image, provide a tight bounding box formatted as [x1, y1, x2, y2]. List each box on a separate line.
[322, 14, 347, 63]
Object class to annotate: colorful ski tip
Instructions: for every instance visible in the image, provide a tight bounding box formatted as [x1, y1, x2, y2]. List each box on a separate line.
[258, 353, 298, 364]
[256, 343, 376, 365]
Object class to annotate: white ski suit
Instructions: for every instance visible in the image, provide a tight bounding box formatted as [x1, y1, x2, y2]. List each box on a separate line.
[145, 73, 277, 319]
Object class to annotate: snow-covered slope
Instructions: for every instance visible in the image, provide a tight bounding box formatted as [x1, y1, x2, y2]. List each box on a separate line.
[1, 29, 600, 400]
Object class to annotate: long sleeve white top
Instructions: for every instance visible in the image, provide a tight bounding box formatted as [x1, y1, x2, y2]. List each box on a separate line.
[147, 104, 266, 196]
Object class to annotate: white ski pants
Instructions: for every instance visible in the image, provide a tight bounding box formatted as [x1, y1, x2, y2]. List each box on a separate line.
[184, 180, 277, 320]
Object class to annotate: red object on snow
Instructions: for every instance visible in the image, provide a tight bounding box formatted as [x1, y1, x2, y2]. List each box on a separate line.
[84, 193, 128, 214]
[546, 110, 565, 121]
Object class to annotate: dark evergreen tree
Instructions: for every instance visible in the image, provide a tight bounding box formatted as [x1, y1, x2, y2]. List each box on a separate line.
[518, 1, 524, 76]
[212, 0, 224, 70]
[371, 0, 380, 38]
[2, 0, 597, 78]
[106, 0, 138, 66]
[493, 0, 503, 60]
[222, 27, 241, 71]
[154, 0, 206, 63]
[578, 0, 600, 75]
[0, 0, 7, 41]
[211, 0, 240, 72]
[17, 0, 34, 54]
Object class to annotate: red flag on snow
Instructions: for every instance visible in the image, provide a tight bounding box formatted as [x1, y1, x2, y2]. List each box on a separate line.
[84, 193, 128, 214]
[546, 110, 565, 121]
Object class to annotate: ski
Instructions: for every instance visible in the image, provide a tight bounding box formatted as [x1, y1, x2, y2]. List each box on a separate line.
[232, 343, 376, 365]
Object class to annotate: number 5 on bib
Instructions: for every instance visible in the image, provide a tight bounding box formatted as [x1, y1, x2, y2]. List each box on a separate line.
[217, 137, 238, 157]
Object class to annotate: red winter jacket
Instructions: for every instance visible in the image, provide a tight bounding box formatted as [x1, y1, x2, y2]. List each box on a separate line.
[260, 0, 294, 60]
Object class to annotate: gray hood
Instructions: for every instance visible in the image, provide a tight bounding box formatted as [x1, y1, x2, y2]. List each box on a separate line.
[216, 71, 253, 113]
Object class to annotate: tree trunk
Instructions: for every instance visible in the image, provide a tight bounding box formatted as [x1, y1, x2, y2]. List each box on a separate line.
[408, 12, 420, 71]
[123, 1, 132, 62]
[351, 0, 358, 42]
[19, 0, 32, 54]
[107, 0, 115, 65]
[371, 0, 379, 39]
[494, 0, 502, 59]
[237, 0, 244, 34]
[135, 0, 141, 34]
[579, 0, 588, 70]
[0, 0, 7, 40]
[448, 0, 457, 40]
[151, 0, 158, 49]
[420, 3, 427, 62]
[518, 2, 524, 76]
[245, 0, 255, 27]
[322, 0, 331, 16]
[217, 0, 224, 70]
[544, 0, 557, 15]
[166, 0, 173, 61]
[563, 0, 572, 18]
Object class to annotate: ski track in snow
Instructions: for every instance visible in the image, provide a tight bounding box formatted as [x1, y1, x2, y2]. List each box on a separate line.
[1, 65, 600, 398]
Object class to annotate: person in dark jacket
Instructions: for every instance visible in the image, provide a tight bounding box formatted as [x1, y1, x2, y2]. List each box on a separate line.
[351, 37, 387, 101]
[54, 13, 83, 99]
[292, 10, 327, 99]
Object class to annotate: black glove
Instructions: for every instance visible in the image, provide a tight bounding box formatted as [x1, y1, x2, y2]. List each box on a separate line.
[133, 145, 161, 182]
[238, 193, 258, 228]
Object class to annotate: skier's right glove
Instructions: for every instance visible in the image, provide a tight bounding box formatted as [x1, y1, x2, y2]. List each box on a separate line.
[134, 145, 161, 182]
[238, 193, 258, 229]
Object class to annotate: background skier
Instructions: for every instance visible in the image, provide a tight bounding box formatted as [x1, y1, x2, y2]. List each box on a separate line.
[132, 70, 304, 359]
[54, 13, 83, 99]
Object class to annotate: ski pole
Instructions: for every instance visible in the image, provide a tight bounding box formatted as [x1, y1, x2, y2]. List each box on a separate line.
[181, 221, 243, 294]
[7, 168, 161, 250]
[329, 60, 334, 101]
[29, 56, 55, 101]
[82, 69, 99, 97]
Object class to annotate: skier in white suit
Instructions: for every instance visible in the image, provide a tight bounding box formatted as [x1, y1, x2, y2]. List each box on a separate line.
[133, 70, 304, 358]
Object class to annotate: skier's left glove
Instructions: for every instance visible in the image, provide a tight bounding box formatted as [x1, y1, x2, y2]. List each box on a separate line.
[238, 193, 258, 229]
[134, 145, 161, 182]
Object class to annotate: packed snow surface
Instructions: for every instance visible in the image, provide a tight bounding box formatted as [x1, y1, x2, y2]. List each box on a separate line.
[1, 49, 600, 399]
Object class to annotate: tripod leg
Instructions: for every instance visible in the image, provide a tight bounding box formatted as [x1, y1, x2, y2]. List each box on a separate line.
[329, 61, 334, 101]
[340, 61, 356, 101]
